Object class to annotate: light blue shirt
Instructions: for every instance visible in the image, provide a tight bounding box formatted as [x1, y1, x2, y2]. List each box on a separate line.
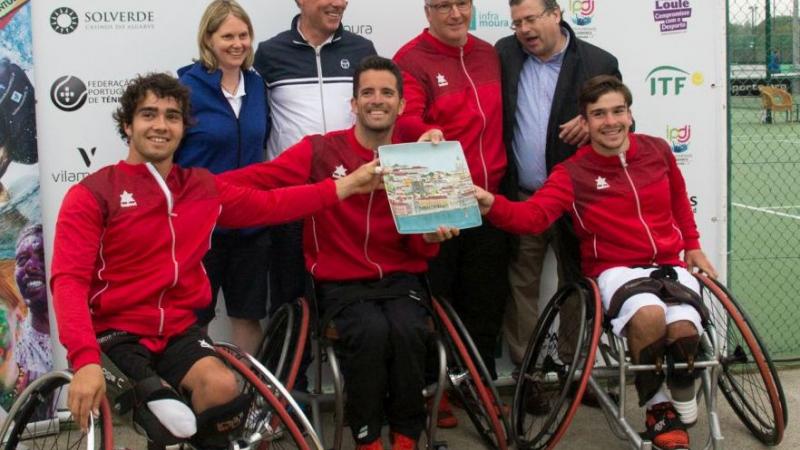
[513, 28, 570, 192]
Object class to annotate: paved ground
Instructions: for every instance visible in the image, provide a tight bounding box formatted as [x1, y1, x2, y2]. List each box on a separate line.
[108, 367, 798, 449]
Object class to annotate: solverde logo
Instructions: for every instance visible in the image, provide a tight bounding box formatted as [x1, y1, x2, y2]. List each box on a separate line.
[468, 5, 509, 31]
[570, 0, 595, 26]
[666, 124, 691, 153]
[645, 66, 704, 96]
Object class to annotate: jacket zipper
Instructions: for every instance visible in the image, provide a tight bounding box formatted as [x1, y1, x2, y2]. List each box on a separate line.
[363, 150, 383, 278]
[619, 153, 658, 263]
[146, 163, 179, 336]
[314, 46, 328, 133]
[460, 47, 489, 190]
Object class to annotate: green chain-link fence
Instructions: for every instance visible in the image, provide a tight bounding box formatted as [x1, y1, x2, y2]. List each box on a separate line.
[728, 0, 800, 361]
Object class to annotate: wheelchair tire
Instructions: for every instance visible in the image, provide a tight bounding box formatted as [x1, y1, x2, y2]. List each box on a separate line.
[432, 297, 511, 450]
[511, 279, 602, 450]
[257, 299, 310, 391]
[695, 274, 786, 445]
[0, 370, 114, 449]
[215, 344, 322, 450]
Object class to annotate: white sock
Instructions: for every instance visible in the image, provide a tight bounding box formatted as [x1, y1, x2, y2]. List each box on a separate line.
[672, 398, 698, 424]
[644, 385, 670, 409]
[147, 398, 197, 438]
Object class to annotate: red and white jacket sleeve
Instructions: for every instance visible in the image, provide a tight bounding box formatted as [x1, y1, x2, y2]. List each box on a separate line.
[395, 70, 441, 143]
[487, 166, 574, 235]
[666, 151, 701, 251]
[218, 138, 314, 190]
[215, 139, 338, 227]
[50, 185, 104, 370]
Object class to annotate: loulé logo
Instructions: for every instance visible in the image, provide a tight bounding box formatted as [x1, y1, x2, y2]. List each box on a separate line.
[666, 124, 691, 153]
[653, 0, 691, 33]
[645, 66, 703, 96]
[50, 76, 88, 112]
[50, 7, 79, 34]
[570, 0, 595, 26]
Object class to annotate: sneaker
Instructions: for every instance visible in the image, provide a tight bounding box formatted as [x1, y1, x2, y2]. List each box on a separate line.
[642, 402, 689, 450]
[356, 439, 385, 450]
[431, 393, 458, 428]
[390, 432, 417, 450]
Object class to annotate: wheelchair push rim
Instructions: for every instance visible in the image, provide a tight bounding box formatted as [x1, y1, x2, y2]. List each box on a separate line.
[0, 370, 114, 450]
[511, 278, 602, 450]
[432, 296, 511, 450]
[695, 274, 786, 446]
[215, 344, 316, 450]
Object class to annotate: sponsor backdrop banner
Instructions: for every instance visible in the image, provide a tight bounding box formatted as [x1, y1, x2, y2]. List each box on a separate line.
[31, 0, 726, 365]
[0, 0, 53, 423]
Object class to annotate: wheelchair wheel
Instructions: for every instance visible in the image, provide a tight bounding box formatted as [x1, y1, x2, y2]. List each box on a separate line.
[432, 297, 510, 450]
[215, 344, 323, 450]
[0, 370, 114, 449]
[257, 299, 310, 390]
[695, 274, 786, 445]
[511, 279, 602, 450]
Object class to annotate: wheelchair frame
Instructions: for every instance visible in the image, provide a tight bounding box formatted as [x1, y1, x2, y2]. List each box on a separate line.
[0, 343, 322, 450]
[258, 289, 512, 450]
[512, 274, 786, 450]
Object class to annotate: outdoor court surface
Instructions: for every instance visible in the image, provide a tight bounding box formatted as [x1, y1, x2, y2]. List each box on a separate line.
[728, 96, 800, 359]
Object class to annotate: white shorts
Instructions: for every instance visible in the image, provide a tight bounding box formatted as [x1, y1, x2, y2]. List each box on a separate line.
[597, 266, 703, 337]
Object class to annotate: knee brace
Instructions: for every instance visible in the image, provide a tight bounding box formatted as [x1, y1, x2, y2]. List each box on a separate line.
[633, 338, 667, 407]
[191, 393, 252, 449]
[666, 335, 701, 391]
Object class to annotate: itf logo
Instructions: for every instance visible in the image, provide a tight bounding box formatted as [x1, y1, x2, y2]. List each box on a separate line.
[645, 66, 703, 96]
[666, 124, 691, 153]
[570, 0, 595, 26]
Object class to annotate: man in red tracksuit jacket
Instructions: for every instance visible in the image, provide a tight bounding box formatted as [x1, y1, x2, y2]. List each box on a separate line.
[393, 5, 510, 425]
[476, 76, 717, 450]
[50, 73, 380, 449]
[221, 56, 456, 450]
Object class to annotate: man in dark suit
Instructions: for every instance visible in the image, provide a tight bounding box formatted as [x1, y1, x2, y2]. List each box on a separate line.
[495, 0, 620, 376]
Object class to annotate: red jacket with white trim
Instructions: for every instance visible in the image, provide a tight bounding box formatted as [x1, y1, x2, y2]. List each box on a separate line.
[220, 127, 440, 282]
[50, 161, 339, 370]
[487, 134, 701, 277]
[394, 30, 506, 193]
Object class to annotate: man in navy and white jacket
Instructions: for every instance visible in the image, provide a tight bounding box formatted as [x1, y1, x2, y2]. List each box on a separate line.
[252, 0, 377, 323]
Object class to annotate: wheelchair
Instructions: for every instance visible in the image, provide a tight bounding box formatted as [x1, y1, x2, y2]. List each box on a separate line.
[256, 279, 512, 450]
[0, 342, 323, 450]
[511, 273, 787, 449]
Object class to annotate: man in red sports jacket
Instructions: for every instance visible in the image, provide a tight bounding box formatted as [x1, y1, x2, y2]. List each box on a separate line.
[476, 75, 717, 450]
[392, 4, 509, 423]
[221, 56, 456, 450]
[50, 73, 380, 448]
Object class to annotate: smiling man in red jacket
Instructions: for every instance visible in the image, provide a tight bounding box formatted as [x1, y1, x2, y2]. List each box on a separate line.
[476, 75, 716, 450]
[50, 72, 380, 449]
[221, 56, 456, 450]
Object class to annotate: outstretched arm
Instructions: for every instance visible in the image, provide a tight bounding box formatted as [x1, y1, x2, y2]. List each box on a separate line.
[475, 167, 573, 236]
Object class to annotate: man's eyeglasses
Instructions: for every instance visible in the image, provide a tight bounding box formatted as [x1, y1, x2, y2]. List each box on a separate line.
[426, 0, 472, 15]
[510, 9, 553, 30]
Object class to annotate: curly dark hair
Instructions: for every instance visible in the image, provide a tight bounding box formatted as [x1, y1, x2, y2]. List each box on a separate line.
[112, 73, 193, 141]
